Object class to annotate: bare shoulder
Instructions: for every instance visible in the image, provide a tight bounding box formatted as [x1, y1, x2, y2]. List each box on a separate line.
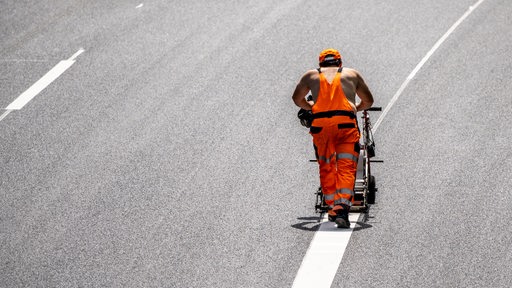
[299, 69, 320, 84]
[341, 67, 360, 78]
[303, 69, 319, 78]
[342, 67, 367, 84]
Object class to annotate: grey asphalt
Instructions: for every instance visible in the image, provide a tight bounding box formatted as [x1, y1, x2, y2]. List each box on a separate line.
[1, 1, 511, 287]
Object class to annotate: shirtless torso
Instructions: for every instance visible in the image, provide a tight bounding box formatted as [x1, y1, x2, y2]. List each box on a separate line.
[292, 66, 374, 113]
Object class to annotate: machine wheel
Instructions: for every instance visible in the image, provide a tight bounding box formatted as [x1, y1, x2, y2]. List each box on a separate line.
[367, 175, 376, 204]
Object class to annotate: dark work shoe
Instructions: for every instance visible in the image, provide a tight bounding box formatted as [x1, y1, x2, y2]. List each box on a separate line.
[328, 213, 336, 222]
[334, 207, 350, 229]
[334, 214, 350, 228]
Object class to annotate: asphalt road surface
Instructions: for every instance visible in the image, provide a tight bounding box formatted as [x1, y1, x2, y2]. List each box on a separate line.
[1, 1, 511, 287]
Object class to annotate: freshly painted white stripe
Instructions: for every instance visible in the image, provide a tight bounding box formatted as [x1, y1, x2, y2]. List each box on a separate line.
[5, 49, 84, 110]
[293, 1, 486, 287]
[292, 213, 359, 288]
[372, 0, 487, 133]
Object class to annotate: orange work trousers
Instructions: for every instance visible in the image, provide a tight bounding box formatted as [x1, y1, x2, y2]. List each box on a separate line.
[310, 123, 360, 209]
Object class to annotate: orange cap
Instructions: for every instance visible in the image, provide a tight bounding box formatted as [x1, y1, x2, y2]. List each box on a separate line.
[318, 48, 342, 63]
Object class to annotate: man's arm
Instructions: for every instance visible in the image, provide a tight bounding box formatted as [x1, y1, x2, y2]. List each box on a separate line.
[355, 71, 374, 111]
[292, 72, 314, 110]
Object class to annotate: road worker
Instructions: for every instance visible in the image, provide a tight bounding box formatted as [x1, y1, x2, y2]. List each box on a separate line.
[292, 48, 374, 228]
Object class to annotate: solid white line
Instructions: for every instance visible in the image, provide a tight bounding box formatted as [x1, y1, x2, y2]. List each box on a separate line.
[292, 1, 487, 286]
[372, 0, 487, 133]
[292, 213, 359, 288]
[5, 49, 84, 111]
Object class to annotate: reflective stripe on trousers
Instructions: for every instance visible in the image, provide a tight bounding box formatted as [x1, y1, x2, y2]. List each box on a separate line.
[311, 123, 360, 208]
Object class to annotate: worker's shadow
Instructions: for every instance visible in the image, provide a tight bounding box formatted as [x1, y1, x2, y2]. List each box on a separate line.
[291, 215, 373, 232]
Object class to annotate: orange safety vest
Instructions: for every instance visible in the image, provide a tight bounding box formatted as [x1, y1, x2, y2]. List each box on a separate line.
[311, 67, 356, 127]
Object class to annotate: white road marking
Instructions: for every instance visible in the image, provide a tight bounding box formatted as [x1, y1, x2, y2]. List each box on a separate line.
[0, 110, 13, 122]
[68, 48, 85, 61]
[136, 3, 143, 8]
[4, 49, 84, 111]
[292, 0, 487, 287]
[372, 0, 487, 133]
[292, 213, 360, 288]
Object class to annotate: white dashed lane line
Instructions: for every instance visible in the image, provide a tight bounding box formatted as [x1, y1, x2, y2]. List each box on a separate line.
[1, 48, 84, 122]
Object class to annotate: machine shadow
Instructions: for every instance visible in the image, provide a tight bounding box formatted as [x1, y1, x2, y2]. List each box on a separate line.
[290, 217, 323, 232]
[291, 212, 373, 232]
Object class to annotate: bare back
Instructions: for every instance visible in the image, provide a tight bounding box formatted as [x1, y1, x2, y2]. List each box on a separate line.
[311, 67, 364, 111]
[292, 65, 374, 112]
